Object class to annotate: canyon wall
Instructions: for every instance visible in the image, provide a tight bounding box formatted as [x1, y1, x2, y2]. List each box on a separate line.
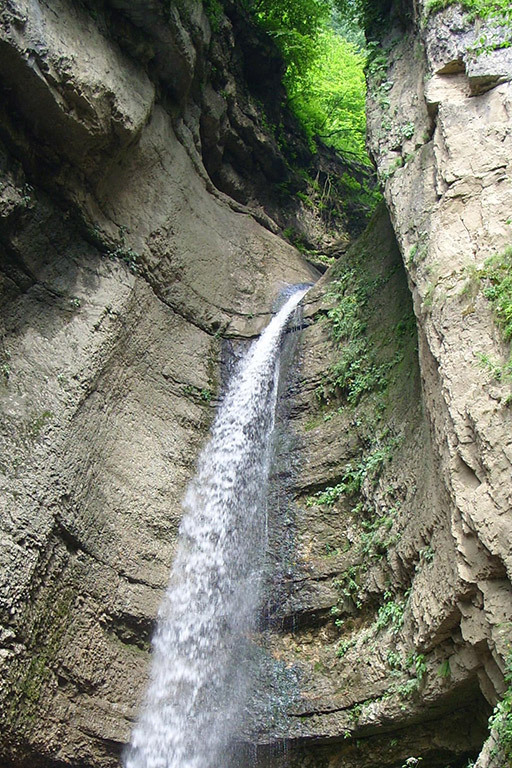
[0, 1, 321, 764]
[253, 2, 512, 767]
[0, 1, 511, 768]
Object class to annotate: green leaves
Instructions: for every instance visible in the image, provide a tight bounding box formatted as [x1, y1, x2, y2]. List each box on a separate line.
[319, 263, 407, 405]
[245, 0, 369, 162]
[248, 0, 331, 76]
[427, 0, 512, 22]
[426, 0, 512, 55]
[488, 649, 512, 760]
[481, 246, 512, 343]
[375, 590, 409, 634]
[286, 29, 368, 161]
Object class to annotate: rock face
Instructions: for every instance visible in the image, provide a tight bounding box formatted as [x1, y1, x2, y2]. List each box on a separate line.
[367, 0, 512, 734]
[1, 0, 511, 767]
[245, 2, 512, 767]
[0, 1, 321, 765]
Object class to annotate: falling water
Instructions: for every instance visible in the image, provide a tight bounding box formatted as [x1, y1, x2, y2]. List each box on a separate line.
[124, 285, 309, 768]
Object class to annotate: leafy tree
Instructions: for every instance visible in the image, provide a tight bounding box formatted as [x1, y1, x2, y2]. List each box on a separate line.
[247, 0, 331, 78]
[244, 0, 370, 163]
[286, 28, 367, 160]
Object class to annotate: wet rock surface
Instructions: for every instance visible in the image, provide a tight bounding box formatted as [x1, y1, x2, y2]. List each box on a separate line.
[245, 2, 512, 767]
[1, 0, 511, 767]
[0, 0, 320, 765]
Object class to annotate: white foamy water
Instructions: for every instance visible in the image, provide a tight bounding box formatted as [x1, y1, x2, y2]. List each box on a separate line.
[124, 286, 309, 768]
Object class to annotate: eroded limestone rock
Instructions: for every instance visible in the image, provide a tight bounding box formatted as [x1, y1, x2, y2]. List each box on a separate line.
[0, 1, 319, 765]
[240, 6, 512, 759]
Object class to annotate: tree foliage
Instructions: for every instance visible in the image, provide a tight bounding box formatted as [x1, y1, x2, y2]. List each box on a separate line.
[287, 28, 367, 160]
[245, 0, 370, 163]
[249, 0, 331, 76]
[335, 0, 393, 39]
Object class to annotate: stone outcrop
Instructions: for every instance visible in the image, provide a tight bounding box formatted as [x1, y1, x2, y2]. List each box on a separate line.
[0, 1, 322, 765]
[244, 2, 512, 767]
[1, 0, 511, 767]
[366, 0, 512, 723]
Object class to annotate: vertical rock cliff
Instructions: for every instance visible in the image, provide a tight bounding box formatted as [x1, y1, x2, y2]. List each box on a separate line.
[249, 2, 512, 767]
[0, 0, 511, 767]
[0, 1, 321, 765]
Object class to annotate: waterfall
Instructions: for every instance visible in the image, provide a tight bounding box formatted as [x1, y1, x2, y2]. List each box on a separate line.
[124, 285, 309, 768]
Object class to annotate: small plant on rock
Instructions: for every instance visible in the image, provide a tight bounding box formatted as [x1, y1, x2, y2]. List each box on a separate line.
[375, 589, 409, 634]
[406, 652, 426, 682]
[337, 637, 356, 658]
[488, 649, 512, 761]
[401, 758, 422, 768]
[481, 246, 512, 342]
[437, 659, 451, 678]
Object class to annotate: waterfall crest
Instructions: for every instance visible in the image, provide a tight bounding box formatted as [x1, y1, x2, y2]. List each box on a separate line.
[124, 286, 309, 768]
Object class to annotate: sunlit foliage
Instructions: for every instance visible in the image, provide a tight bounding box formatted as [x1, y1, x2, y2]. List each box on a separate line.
[286, 28, 367, 160]
[245, 0, 370, 163]
[249, 0, 332, 77]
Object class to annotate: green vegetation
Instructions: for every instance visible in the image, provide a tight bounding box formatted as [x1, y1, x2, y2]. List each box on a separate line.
[463, 246, 512, 387]
[325, 542, 348, 557]
[322, 298, 391, 403]
[406, 651, 426, 682]
[246, 0, 370, 162]
[28, 410, 53, 440]
[335, 0, 395, 40]
[318, 255, 414, 405]
[306, 435, 399, 507]
[307, 209, 418, 634]
[108, 245, 140, 274]
[317, 207, 417, 411]
[336, 626, 428, 701]
[203, 0, 224, 30]
[287, 28, 367, 160]
[303, 209, 421, 661]
[438, 658, 451, 678]
[282, 226, 319, 256]
[481, 246, 512, 343]
[248, 0, 332, 79]
[477, 354, 512, 396]
[313, 253, 337, 267]
[488, 649, 512, 763]
[375, 589, 409, 634]
[477, 352, 512, 381]
[385, 649, 428, 699]
[426, 0, 511, 22]
[183, 384, 214, 403]
[401, 121, 415, 140]
[334, 565, 363, 610]
[337, 636, 357, 657]
[360, 507, 399, 559]
[394, 678, 423, 698]
[329, 501, 400, 621]
[418, 545, 435, 565]
[6, 587, 75, 727]
[426, 0, 512, 54]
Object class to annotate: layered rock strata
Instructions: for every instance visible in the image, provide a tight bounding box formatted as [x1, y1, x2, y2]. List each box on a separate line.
[246, 3, 512, 767]
[1, 0, 511, 767]
[0, 1, 321, 765]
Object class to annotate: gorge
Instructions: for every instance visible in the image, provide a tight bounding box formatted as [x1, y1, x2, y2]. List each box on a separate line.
[0, 1, 511, 768]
